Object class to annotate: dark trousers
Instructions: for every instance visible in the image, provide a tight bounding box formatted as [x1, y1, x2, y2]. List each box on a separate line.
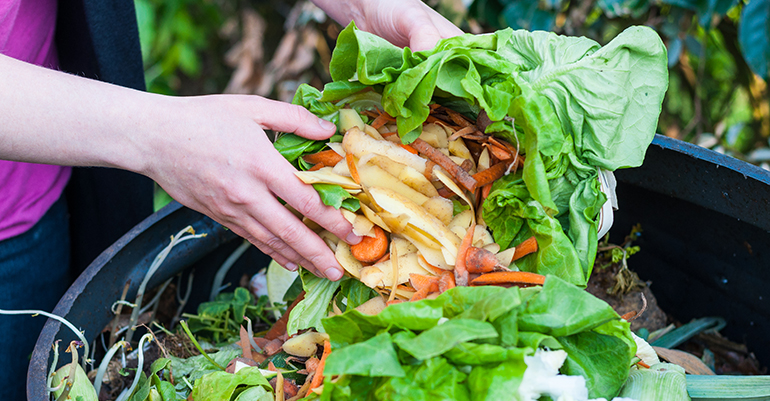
[0, 196, 71, 400]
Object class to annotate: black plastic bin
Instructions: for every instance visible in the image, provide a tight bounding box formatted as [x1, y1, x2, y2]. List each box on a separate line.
[27, 134, 770, 399]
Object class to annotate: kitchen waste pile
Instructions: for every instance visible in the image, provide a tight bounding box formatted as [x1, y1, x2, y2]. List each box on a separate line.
[37, 21, 721, 401]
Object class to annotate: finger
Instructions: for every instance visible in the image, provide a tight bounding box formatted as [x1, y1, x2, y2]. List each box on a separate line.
[408, 25, 445, 52]
[228, 211, 336, 279]
[264, 152, 362, 246]
[251, 97, 337, 140]
[247, 192, 347, 281]
[408, 11, 463, 51]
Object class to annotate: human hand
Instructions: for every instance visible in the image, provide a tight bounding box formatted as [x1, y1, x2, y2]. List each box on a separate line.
[314, 0, 464, 51]
[143, 95, 360, 280]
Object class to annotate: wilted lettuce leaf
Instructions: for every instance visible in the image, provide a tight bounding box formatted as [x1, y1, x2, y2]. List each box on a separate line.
[287, 268, 341, 335]
[338, 277, 378, 310]
[394, 319, 499, 360]
[190, 367, 272, 401]
[558, 329, 633, 399]
[517, 275, 620, 337]
[324, 332, 406, 377]
[322, 301, 444, 348]
[322, 22, 667, 287]
[273, 133, 327, 168]
[314, 280, 634, 400]
[467, 359, 528, 401]
[444, 342, 531, 366]
[373, 358, 470, 401]
[169, 344, 242, 396]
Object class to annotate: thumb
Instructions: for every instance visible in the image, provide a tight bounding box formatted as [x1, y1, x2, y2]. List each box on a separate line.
[254, 98, 336, 140]
[410, 29, 443, 52]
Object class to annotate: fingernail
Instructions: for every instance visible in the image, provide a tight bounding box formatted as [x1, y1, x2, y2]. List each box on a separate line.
[285, 262, 298, 272]
[318, 118, 336, 131]
[346, 232, 362, 245]
[326, 268, 343, 281]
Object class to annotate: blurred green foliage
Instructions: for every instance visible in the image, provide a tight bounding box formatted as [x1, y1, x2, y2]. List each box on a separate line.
[133, 0, 259, 95]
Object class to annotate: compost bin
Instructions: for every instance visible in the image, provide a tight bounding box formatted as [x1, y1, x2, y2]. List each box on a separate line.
[27, 134, 770, 399]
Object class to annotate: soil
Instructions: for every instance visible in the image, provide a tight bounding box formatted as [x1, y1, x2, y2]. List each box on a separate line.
[586, 260, 667, 333]
[587, 246, 767, 375]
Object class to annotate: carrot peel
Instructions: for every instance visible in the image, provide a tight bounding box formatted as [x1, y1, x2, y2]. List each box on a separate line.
[350, 225, 388, 263]
[465, 246, 507, 274]
[454, 224, 475, 287]
[512, 236, 538, 261]
[303, 149, 343, 167]
[308, 340, 331, 392]
[470, 271, 546, 287]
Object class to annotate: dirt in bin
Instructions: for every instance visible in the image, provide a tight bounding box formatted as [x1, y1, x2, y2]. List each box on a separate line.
[586, 261, 667, 333]
[587, 250, 767, 375]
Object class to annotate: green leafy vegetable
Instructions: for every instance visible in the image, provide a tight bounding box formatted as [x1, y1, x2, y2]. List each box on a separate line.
[168, 344, 242, 397]
[286, 22, 667, 287]
[304, 276, 635, 401]
[324, 332, 406, 377]
[190, 366, 272, 401]
[312, 183, 361, 212]
[287, 268, 342, 335]
[185, 287, 270, 344]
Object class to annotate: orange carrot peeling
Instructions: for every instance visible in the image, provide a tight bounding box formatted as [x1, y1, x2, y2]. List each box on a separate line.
[438, 271, 456, 293]
[454, 224, 475, 286]
[481, 183, 492, 201]
[400, 144, 419, 154]
[470, 271, 545, 287]
[472, 162, 509, 188]
[308, 163, 326, 172]
[411, 138, 478, 192]
[346, 153, 360, 184]
[409, 286, 431, 302]
[308, 340, 331, 392]
[409, 273, 439, 292]
[370, 113, 391, 130]
[303, 149, 343, 167]
[350, 226, 388, 263]
[512, 236, 538, 261]
[465, 246, 505, 274]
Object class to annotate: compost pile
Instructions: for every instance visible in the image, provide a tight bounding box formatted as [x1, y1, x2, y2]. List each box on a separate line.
[43, 22, 768, 401]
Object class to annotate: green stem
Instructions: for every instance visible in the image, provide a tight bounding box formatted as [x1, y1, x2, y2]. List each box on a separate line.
[179, 321, 225, 371]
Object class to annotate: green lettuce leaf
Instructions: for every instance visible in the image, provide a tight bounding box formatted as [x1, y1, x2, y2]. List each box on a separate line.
[312, 183, 360, 212]
[517, 275, 620, 337]
[558, 329, 633, 399]
[393, 319, 498, 360]
[318, 22, 667, 287]
[467, 359, 528, 401]
[287, 268, 342, 335]
[190, 367, 272, 401]
[373, 358, 470, 401]
[324, 332, 406, 377]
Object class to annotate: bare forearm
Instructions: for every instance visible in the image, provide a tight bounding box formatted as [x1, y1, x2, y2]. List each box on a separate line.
[0, 53, 156, 172]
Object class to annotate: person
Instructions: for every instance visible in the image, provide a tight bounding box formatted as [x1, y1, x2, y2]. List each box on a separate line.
[0, 0, 462, 398]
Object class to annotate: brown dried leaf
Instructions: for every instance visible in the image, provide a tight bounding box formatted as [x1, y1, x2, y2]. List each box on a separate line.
[653, 346, 716, 375]
[224, 9, 266, 94]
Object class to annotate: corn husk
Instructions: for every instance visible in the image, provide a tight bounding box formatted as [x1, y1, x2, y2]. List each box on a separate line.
[618, 363, 690, 401]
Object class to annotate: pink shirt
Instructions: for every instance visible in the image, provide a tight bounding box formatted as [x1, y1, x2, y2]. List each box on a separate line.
[1, 0, 72, 241]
